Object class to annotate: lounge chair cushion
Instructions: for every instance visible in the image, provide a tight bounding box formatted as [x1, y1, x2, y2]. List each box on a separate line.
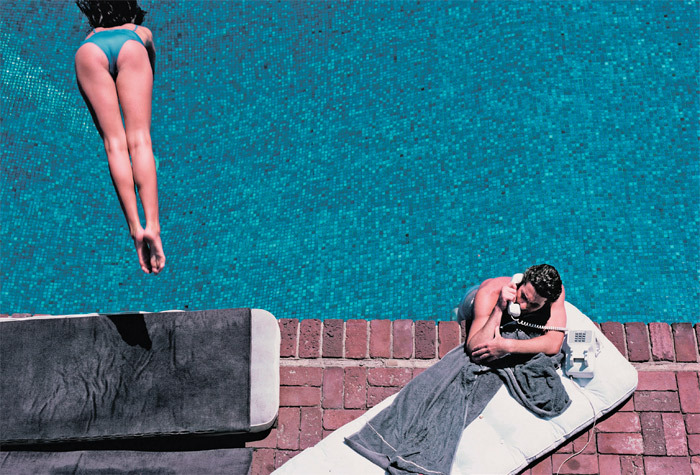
[0, 308, 279, 445]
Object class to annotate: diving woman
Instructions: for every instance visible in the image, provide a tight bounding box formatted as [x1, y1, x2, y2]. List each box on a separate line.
[75, 0, 165, 274]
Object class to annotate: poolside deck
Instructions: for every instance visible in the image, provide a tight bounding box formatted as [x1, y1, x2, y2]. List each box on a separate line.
[250, 318, 700, 475]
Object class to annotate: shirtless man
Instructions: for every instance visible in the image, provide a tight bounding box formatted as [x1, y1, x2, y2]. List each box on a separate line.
[464, 264, 566, 364]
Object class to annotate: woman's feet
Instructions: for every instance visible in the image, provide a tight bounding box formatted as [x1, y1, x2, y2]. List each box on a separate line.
[132, 226, 165, 274]
[144, 226, 166, 274]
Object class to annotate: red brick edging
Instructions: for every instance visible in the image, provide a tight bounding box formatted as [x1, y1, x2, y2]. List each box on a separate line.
[251, 319, 700, 475]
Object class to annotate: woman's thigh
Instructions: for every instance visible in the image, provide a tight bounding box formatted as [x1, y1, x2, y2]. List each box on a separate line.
[115, 42, 153, 137]
[75, 44, 125, 141]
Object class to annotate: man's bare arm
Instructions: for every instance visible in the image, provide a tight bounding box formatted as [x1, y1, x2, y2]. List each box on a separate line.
[469, 285, 567, 363]
[466, 277, 511, 354]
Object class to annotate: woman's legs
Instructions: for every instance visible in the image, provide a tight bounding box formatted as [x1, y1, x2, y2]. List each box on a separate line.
[75, 42, 164, 274]
[115, 41, 165, 274]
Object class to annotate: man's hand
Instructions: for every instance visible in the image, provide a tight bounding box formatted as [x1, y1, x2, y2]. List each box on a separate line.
[496, 282, 517, 311]
[470, 325, 512, 363]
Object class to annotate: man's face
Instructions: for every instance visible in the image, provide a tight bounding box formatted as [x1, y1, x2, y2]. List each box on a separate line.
[516, 282, 547, 314]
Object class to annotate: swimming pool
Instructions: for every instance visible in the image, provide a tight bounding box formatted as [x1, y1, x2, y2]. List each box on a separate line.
[1, 1, 698, 323]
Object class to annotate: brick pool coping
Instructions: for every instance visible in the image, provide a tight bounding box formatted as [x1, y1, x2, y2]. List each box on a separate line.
[250, 319, 700, 475]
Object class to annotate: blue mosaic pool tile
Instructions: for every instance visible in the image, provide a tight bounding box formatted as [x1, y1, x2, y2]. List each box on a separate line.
[1, 1, 698, 323]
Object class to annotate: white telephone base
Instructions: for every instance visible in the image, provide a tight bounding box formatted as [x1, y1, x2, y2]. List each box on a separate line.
[564, 330, 596, 378]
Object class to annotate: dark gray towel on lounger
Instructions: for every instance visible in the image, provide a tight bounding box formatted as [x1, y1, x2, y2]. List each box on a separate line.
[0, 309, 251, 445]
[345, 327, 571, 475]
[0, 449, 253, 475]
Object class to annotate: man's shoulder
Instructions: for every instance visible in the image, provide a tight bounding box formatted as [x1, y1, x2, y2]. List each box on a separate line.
[480, 276, 511, 289]
[476, 276, 511, 298]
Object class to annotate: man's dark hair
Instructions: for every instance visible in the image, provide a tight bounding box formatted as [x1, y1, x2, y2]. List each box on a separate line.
[522, 264, 562, 303]
[76, 1, 147, 29]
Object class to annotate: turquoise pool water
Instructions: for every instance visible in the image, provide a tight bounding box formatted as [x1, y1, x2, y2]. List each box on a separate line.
[1, 1, 698, 323]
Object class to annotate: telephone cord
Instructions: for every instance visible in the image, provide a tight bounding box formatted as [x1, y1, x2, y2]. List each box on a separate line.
[555, 377, 598, 475]
[511, 317, 568, 333]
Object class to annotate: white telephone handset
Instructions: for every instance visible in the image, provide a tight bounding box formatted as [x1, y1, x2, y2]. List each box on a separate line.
[506, 273, 598, 378]
[507, 273, 524, 318]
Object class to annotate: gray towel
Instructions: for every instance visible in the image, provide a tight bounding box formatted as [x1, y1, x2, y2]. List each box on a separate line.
[345, 328, 570, 475]
[1, 309, 252, 445]
[0, 449, 254, 475]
